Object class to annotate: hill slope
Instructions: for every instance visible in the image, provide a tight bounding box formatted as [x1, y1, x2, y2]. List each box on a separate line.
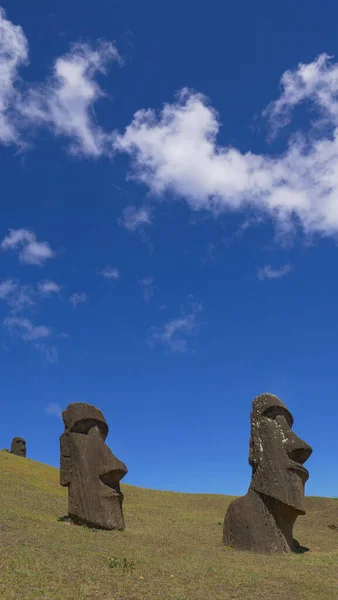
[0, 451, 337, 600]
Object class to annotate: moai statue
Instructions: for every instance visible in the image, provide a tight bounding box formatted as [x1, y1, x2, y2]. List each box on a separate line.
[10, 437, 27, 457]
[223, 393, 312, 553]
[60, 402, 127, 530]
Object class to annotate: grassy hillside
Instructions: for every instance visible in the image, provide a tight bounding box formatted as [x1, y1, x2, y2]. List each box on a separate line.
[0, 452, 337, 600]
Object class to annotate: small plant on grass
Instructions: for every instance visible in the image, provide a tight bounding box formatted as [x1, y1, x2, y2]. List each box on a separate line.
[108, 557, 135, 573]
[108, 557, 120, 570]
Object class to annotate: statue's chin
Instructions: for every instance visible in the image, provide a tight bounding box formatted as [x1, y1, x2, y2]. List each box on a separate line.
[250, 474, 306, 514]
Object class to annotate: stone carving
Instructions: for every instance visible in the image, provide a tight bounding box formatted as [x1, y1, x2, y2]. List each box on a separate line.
[60, 402, 127, 530]
[10, 437, 26, 457]
[223, 393, 312, 553]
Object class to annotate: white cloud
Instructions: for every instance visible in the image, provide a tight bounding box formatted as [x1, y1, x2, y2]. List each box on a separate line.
[45, 402, 63, 418]
[118, 205, 152, 232]
[114, 55, 338, 240]
[0, 274, 62, 362]
[0, 278, 61, 312]
[4, 316, 51, 340]
[0, 7, 28, 145]
[5, 7, 338, 245]
[19, 41, 120, 156]
[0, 9, 120, 154]
[0, 278, 35, 312]
[257, 264, 293, 280]
[3, 316, 58, 363]
[1, 228, 55, 265]
[149, 300, 202, 352]
[99, 266, 119, 279]
[69, 292, 88, 307]
[0, 279, 18, 300]
[263, 53, 338, 134]
[37, 280, 61, 296]
[139, 276, 154, 303]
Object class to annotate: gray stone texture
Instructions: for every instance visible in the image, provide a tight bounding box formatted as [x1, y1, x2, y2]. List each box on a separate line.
[223, 393, 312, 553]
[10, 437, 26, 457]
[60, 402, 127, 530]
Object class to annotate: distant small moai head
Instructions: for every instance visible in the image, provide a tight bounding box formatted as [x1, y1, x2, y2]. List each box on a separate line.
[10, 437, 26, 457]
[60, 402, 128, 530]
[223, 393, 312, 553]
[249, 393, 312, 513]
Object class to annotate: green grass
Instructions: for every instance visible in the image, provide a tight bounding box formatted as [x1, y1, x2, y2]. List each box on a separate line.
[0, 451, 337, 600]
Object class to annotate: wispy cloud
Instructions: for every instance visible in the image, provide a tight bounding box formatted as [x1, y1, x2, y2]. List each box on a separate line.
[99, 266, 119, 279]
[35, 344, 59, 364]
[4, 316, 51, 341]
[0, 279, 17, 300]
[114, 54, 338, 241]
[69, 292, 88, 307]
[19, 41, 121, 156]
[37, 280, 61, 296]
[0, 278, 61, 312]
[0, 8, 121, 154]
[3, 316, 60, 363]
[0, 275, 63, 362]
[0, 7, 28, 145]
[149, 299, 202, 352]
[257, 264, 293, 280]
[263, 53, 338, 135]
[139, 276, 154, 303]
[118, 205, 152, 232]
[0, 279, 35, 312]
[45, 402, 63, 418]
[1, 228, 55, 265]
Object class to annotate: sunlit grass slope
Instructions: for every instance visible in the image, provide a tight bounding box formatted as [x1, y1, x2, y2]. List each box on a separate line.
[0, 451, 337, 600]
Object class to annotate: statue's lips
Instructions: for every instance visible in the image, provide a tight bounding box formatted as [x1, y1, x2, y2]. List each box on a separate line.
[99, 470, 124, 496]
[288, 463, 309, 482]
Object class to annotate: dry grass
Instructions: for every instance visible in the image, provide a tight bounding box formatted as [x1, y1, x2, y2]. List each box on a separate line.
[0, 451, 337, 600]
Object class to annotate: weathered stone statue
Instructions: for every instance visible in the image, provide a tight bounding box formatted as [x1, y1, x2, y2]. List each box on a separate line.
[60, 402, 127, 530]
[223, 393, 312, 553]
[10, 437, 26, 457]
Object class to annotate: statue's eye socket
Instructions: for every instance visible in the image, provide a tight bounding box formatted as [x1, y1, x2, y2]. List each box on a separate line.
[263, 407, 293, 427]
[70, 419, 106, 437]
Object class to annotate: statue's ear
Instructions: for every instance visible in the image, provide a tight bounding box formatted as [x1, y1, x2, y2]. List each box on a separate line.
[60, 432, 72, 486]
[248, 411, 260, 471]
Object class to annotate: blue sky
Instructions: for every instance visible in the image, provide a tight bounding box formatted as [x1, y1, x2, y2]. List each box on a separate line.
[1, 0, 338, 497]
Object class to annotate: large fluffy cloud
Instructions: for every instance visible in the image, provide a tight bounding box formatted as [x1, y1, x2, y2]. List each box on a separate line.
[3, 7, 338, 241]
[114, 55, 338, 239]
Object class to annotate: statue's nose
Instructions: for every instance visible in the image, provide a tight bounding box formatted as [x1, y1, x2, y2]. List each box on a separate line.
[286, 432, 312, 465]
[100, 446, 128, 484]
[101, 459, 127, 486]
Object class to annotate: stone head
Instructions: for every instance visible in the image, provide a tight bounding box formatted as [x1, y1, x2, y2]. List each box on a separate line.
[60, 402, 127, 530]
[10, 437, 26, 457]
[249, 393, 312, 513]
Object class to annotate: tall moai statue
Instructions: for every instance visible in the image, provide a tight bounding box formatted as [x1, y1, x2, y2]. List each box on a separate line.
[10, 437, 26, 457]
[60, 402, 128, 530]
[223, 393, 312, 553]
